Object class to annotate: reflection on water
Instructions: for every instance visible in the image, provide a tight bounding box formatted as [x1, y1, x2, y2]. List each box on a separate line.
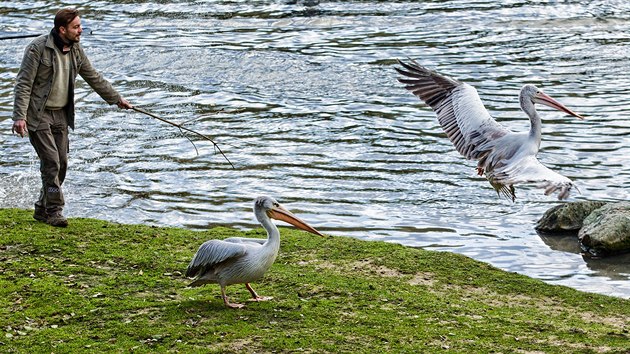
[539, 231, 630, 280]
[1, 1, 629, 298]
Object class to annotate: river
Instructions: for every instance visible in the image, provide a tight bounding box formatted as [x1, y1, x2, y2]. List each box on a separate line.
[1, 1, 629, 298]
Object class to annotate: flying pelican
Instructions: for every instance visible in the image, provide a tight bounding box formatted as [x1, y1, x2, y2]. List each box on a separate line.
[186, 196, 324, 308]
[395, 59, 584, 201]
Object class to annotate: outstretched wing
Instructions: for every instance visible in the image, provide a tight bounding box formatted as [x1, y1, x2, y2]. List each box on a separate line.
[395, 59, 510, 160]
[490, 155, 574, 200]
[185, 239, 248, 278]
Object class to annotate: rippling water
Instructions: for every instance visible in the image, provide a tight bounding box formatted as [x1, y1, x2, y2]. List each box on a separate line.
[1, 1, 629, 298]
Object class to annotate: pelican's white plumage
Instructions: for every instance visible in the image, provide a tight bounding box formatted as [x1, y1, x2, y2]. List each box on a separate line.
[186, 196, 323, 308]
[396, 59, 584, 201]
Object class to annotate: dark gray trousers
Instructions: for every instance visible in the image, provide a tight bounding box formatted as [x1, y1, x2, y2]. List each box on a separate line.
[28, 109, 69, 214]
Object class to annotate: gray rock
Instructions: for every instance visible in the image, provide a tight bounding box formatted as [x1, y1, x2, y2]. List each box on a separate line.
[535, 201, 607, 233]
[578, 202, 630, 257]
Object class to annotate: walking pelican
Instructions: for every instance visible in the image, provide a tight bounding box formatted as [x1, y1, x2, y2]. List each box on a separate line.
[395, 59, 584, 201]
[186, 196, 324, 308]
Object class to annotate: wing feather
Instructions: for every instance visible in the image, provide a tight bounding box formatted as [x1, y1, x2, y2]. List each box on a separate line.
[489, 156, 574, 200]
[185, 240, 248, 278]
[395, 59, 510, 160]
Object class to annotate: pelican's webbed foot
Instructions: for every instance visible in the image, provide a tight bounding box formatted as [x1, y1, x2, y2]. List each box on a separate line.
[225, 301, 245, 309]
[249, 296, 273, 302]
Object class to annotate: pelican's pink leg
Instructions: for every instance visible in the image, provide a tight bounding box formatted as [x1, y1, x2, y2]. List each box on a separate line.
[246, 283, 273, 302]
[221, 286, 244, 309]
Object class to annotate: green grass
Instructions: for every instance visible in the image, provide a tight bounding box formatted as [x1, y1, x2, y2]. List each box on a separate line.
[1, 208, 628, 353]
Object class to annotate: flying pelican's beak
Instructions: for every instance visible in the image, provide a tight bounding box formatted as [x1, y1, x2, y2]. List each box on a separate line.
[534, 91, 584, 119]
[267, 205, 325, 237]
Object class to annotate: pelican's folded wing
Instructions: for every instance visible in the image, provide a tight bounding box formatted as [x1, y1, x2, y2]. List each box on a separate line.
[395, 59, 510, 160]
[185, 239, 247, 278]
[490, 156, 574, 200]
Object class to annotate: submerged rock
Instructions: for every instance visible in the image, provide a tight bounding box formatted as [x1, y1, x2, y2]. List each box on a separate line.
[535, 201, 607, 233]
[578, 202, 630, 257]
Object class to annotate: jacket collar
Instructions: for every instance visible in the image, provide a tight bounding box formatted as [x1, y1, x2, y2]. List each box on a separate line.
[45, 32, 55, 49]
[50, 28, 73, 54]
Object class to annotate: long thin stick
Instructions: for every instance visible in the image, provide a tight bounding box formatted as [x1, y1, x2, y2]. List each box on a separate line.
[1, 29, 92, 41]
[132, 106, 235, 169]
[0, 33, 41, 40]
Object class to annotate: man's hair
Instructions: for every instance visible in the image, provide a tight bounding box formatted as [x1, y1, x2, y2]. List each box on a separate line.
[54, 8, 80, 31]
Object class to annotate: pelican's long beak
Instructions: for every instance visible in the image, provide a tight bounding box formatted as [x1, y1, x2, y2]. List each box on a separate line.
[534, 91, 584, 119]
[267, 205, 325, 237]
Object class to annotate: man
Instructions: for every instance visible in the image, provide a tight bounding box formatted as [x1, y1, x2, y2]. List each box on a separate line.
[12, 8, 133, 227]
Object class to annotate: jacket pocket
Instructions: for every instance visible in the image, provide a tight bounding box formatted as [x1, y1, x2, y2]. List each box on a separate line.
[35, 57, 53, 85]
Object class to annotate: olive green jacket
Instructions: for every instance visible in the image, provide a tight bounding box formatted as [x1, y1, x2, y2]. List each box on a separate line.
[13, 32, 121, 131]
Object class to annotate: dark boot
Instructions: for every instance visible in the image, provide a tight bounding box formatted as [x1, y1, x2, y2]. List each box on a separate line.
[33, 207, 47, 222]
[46, 211, 68, 227]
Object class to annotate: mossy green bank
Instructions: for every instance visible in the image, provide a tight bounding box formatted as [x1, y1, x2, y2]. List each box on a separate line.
[0, 208, 628, 353]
